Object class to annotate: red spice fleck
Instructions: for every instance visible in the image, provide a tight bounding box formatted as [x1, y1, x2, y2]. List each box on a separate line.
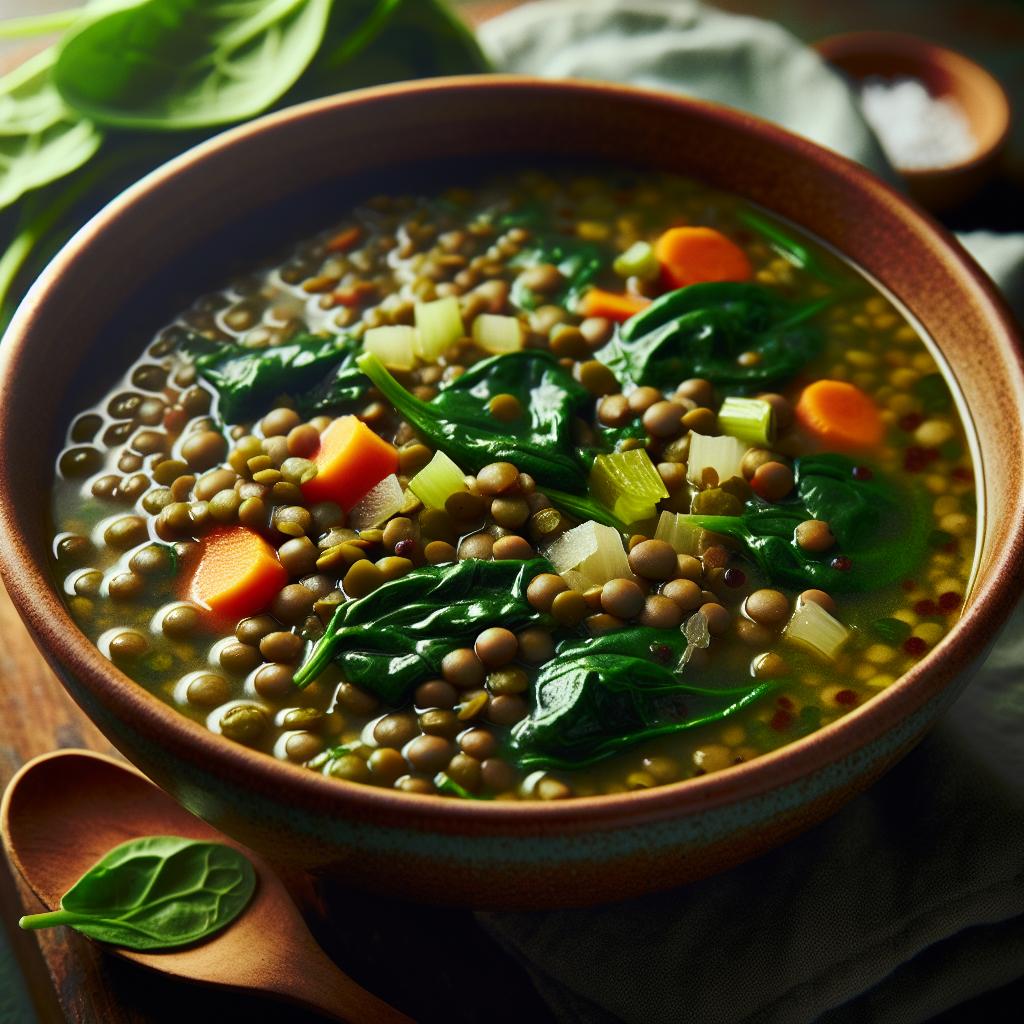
[952, 466, 973, 482]
[899, 413, 924, 432]
[834, 689, 859, 706]
[776, 696, 794, 710]
[723, 567, 746, 588]
[648, 642, 673, 664]
[770, 709, 793, 732]
[914, 599, 938, 616]
[394, 539, 415, 559]
[851, 465, 874, 481]
[901, 579, 917, 592]
[939, 591, 962, 612]
[163, 406, 188, 434]
[830, 555, 852, 572]
[903, 447, 930, 472]
[904, 636, 928, 656]
[942, 540, 958, 553]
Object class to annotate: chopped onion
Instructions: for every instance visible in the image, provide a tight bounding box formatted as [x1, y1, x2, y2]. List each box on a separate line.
[347, 474, 405, 530]
[784, 600, 850, 660]
[408, 451, 467, 510]
[718, 396, 775, 447]
[686, 432, 749, 485]
[655, 510, 702, 555]
[589, 449, 668, 525]
[415, 296, 464, 361]
[472, 313, 524, 354]
[363, 325, 417, 371]
[546, 520, 632, 589]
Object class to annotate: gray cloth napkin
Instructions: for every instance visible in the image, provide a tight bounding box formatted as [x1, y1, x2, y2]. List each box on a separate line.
[476, 3, 1024, 1022]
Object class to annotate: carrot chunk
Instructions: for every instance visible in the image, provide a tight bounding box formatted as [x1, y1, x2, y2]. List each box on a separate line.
[654, 226, 753, 288]
[188, 526, 287, 620]
[325, 225, 362, 253]
[301, 415, 398, 510]
[796, 379, 885, 450]
[579, 288, 651, 323]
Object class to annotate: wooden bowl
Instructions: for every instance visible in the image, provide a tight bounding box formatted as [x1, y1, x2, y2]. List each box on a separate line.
[1, 78, 1022, 909]
[814, 31, 1012, 210]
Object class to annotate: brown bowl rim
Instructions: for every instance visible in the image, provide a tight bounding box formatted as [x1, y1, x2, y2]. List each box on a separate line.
[813, 29, 1012, 176]
[1, 75, 1022, 833]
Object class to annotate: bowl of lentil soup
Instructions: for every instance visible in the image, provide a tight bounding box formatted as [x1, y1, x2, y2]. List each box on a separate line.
[1, 78, 1022, 908]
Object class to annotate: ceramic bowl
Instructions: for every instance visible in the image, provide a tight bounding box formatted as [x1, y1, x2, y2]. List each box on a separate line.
[814, 31, 1012, 211]
[1, 78, 1022, 909]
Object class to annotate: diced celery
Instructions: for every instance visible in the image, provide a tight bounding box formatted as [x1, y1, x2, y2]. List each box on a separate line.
[655, 510, 702, 555]
[718, 397, 775, 446]
[472, 313, 524, 354]
[415, 296, 464, 361]
[348, 474, 404, 529]
[363, 325, 417, 371]
[784, 600, 850, 660]
[589, 449, 668, 525]
[686, 432, 749, 485]
[612, 240, 659, 281]
[547, 520, 632, 588]
[408, 451, 467, 510]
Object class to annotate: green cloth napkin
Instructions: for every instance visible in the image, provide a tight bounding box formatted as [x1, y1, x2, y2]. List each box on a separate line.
[477, 3, 1024, 1022]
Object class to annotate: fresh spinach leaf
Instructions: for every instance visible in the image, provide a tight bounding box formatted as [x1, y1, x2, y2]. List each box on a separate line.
[294, 557, 553, 701]
[681, 453, 931, 592]
[52, 0, 333, 131]
[597, 281, 828, 391]
[510, 627, 776, 769]
[435, 772, 490, 799]
[184, 331, 363, 423]
[357, 349, 594, 491]
[19, 835, 256, 950]
[0, 48, 102, 212]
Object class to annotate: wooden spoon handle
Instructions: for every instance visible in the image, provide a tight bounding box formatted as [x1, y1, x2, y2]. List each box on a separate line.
[263, 941, 415, 1024]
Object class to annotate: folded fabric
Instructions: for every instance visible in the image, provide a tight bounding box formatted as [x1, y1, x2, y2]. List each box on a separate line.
[476, 3, 1024, 1022]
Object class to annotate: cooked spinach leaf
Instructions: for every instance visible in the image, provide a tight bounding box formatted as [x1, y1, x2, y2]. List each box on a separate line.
[681, 453, 931, 592]
[357, 349, 593, 490]
[185, 331, 363, 423]
[510, 235, 606, 312]
[293, 558, 553, 701]
[19, 835, 256, 949]
[510, 627, 776, 769]
[596, 281, 828, 391]
[736, 207, 843, 286]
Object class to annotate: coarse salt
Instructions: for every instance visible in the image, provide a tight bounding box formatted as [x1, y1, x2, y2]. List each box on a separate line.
[859, 76, 977, 170]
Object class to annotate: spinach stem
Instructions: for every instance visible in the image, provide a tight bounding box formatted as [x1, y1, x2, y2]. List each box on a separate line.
[19, 909, 78, 930]
[0, 9, 80, 39]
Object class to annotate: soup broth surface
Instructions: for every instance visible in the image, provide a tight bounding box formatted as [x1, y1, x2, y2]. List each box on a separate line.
[51, 169, 977, 800]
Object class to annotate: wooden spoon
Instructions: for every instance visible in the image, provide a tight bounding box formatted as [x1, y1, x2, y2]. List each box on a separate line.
[1, 749, 413, 1024]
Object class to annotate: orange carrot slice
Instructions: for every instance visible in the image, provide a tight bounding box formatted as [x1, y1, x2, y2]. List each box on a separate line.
[325, 225, 362, 253]
[188, 526, 287, 620]
[301, 415, 398, 510]
[796, 379, 885, 450]
[654, 226, 753, 289]
[579, 288, 651, 323]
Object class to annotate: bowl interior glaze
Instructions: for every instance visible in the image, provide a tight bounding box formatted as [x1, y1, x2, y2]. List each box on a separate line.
[1, 78, 1022, 907]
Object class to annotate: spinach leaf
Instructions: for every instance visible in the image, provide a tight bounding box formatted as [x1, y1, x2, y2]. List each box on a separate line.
[0, 47, 102, 211]
[681, 453, 931, 592]
[510, 235, 606, 312]
[596, 281, 828, 391]
[52, 0, 333, 131]
[736, 207, 844, 286]
[185, 331, 363, 423]
[510, 627, 776, 769]
[293, 0, 489, 96]
[294, 557, 553, 701]
[357, 349, 594, 492]
[19, 836, 256, 950]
